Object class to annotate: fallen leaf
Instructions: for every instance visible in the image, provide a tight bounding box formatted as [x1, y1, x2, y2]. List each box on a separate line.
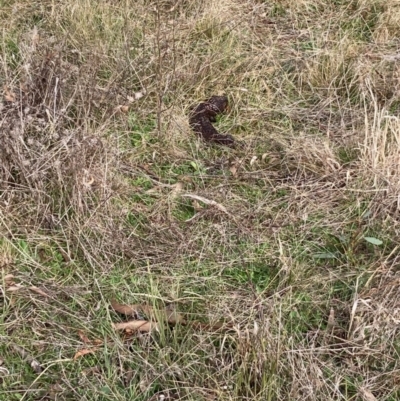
[82, 176, 94, 187]
[29, 286, 49, 297]
[7, 284, 24, 292]
[19, 82, 28, 93]
[124, 369, 135, 387]
[110, 300, 233, 335]
[30, 360, 42, 374]
[114, 105, 129, 113]
[364, 236, 383, 246]
[73, 348, 97, 360]
[113, 320, 157, 332]
[229, 158, 243, 176]
[139, 377, 150, 392]
[4, 274, 15, 285]
[111, 300, 184, 325]
[191, 321, 233, 332]
[134, 91, 144, 100]
[77, 330, 103, 347]
[31, 26, 40, 47]
[165, 303, 184, 324]
[110, 300, 144, 316]
[192, 200, 203, 212]
[170, 182, 183, 199]
[82, 366, 101, 376]
[3, 86, 16, 102]
[359, 387, 377, 401]
[78, 330, 91, 344]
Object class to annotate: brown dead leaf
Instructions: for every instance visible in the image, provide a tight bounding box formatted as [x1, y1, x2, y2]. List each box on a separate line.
[111, 300, 232, 334]
[170, 182, 183, 200]
[191, 321, 234, 332]
[111, 300, 184, 325]
[82, 176, 94, 187]
[165, 303, 184, 324]
[127, 92, 145, 102]
[78, 330, 91, 344]
[359, 387, 377, 401]
[31, 26, 40, 48]
[229, 158, 243, 177]
[113, 320, 157, 332]
[29, 286, 49, 297]
[3, 274, 15, 286]
[19, 82, 28, 93]
[77, 330, 103, 346]
[124, 369, 135, 387]
[111, 300, 234, 334]
[81, 366, 101, 376]
[73, 348, 97, 360]
[7, 284, 24, 292]
[134, 91, 145, 100]
[114, 105, 129, 113]
[3, 86, 16, 102]
[110, 300, 149, 316]
[192, 200, 203, 212]
[110, 300, 136, 315]
[229, 164, 238, 176]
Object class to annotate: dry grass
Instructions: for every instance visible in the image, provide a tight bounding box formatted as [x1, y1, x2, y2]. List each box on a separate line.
[1, 0, 400, 400]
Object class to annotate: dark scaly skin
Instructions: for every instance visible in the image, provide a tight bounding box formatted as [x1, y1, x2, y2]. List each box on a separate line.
[189, 95, 236, 147]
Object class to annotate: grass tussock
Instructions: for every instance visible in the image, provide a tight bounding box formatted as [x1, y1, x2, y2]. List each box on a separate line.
[1, 0, 400, 400]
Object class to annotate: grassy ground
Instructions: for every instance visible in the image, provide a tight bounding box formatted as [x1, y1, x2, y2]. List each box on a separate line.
[1, 0, 400, 400]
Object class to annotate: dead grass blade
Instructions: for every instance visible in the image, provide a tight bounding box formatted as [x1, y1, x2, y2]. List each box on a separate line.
[181, 193, 230, 215]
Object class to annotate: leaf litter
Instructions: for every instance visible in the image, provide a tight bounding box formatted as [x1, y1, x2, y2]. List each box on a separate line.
[73, 331, 103, 360]
[110, 299, 233, 334]
[70, 298, 235, 361]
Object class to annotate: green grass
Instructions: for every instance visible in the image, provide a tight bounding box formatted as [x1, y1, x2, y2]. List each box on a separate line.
[1, 0, 400, 400]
